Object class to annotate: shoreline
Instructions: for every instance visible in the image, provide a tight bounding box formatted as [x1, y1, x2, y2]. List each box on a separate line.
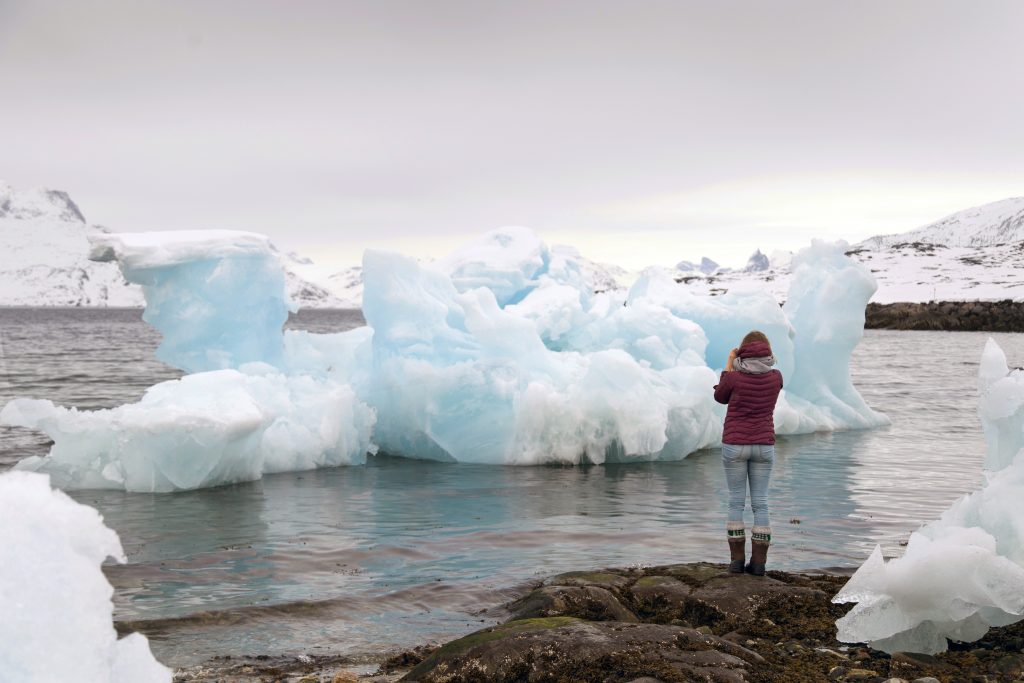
[169, 562, 1024, 683]
[865, 300, 1024, 332]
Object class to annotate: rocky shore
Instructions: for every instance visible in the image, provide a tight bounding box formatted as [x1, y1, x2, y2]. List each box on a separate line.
[172, 562, 1024, 683]
[865, 300, 1024, 332]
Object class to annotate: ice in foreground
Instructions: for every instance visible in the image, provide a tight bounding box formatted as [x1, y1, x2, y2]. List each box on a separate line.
[834, 338, 1024, 653]
[0, 470, 170, 681]
[3, 228, 887, 491]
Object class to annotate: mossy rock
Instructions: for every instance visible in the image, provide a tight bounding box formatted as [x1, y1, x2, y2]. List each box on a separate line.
[543, 570, 633, 590]
[647, 562, 726, 587]
[508, 585, 638, 623]
[405, 617, 580, 680]
[401, 619, 762, 682]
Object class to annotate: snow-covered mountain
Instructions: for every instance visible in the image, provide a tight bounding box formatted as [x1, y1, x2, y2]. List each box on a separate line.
[857, 197, 1024, 249]
[674, 197, 1024, 303]
[0, 181, 345, 308]
[326, 266, 364, 308]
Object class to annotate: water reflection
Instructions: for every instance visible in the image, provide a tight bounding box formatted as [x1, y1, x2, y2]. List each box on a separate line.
[95, 427, 957, 665]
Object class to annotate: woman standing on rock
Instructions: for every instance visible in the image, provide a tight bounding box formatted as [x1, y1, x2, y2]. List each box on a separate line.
[713, 331, 783, 576]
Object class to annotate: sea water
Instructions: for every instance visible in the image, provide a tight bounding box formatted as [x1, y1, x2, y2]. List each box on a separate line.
[1, 307, 1021, 667]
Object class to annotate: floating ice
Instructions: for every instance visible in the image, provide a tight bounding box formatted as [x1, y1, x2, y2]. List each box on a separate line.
[834, 338, 1024, 653]
[4, 366, 375, 492]
[0, 470, 170, 681]
[89, 230, 293, 373]
[3, 230, 375, 492]
[355, 249, 722, 464]
[3, 227, 886, 491]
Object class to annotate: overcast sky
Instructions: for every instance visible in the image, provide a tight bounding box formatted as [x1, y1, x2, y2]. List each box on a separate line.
[2, 0, 1022, 271]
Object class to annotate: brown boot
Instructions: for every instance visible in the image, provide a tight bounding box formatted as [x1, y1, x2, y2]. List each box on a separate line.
[746, 526, 770, 576]
[727, 523, 745, 573]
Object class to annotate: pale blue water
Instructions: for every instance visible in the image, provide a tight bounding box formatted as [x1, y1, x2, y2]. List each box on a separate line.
[1, 308, 1022, 667]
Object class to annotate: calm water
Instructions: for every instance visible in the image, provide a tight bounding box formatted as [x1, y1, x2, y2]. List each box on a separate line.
[1, 308, 1022, 667]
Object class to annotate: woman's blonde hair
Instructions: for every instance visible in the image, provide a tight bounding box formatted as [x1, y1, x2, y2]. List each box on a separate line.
[741, 330, 770, 349]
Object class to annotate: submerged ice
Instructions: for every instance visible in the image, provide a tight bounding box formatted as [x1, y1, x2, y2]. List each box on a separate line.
[834, 338, 1024, 653]
[2, 227, 887, 491]
[0, 470, 170, 681]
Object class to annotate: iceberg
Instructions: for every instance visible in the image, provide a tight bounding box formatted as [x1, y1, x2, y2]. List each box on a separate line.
[3, 231, 375, 492]
[0, 470, 170, 681]
[88, 230, 294, 373]
[834, 338, 1024, 653]
[2, 227, 886, 491]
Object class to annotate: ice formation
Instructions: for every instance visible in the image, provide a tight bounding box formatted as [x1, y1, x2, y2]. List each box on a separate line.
[0, 470, 170, 681]
[3, 227, 886, 491]
[834, 338, 1024, 653]
[89, 230, 294, 373]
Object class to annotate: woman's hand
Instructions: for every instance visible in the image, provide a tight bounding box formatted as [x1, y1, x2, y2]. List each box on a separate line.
[726, 348, 738, 371]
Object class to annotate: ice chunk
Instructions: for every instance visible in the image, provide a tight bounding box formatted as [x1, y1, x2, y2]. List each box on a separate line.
[782, 240, 887, 431]
[4, 365, 375, 492]
[625, 266, 794, 377]
[0, 470, 170, 681]
[977, 338, 1024, 472]
[834, 338, 1024, 653]
[434, 226, 551, 306]
[356, 249, 721, 464]
[88, 230, 292, 373]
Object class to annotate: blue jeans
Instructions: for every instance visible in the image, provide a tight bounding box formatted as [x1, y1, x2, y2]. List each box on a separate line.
[722, 444, 774, 528]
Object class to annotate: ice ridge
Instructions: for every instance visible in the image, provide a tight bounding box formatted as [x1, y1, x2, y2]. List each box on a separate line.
[2, 227, 887, 491]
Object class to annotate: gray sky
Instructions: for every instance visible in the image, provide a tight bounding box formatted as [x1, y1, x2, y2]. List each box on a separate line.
[2, 0, 1022, 271]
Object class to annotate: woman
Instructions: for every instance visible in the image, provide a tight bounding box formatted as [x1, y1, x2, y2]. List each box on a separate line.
[713, 330, 783, 576]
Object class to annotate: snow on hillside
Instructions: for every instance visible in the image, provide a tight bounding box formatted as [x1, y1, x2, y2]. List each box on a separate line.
[858, 197, 1024, 249]
[0, 181, 345, 308]
[674, 197, 1024, 304]
[677, 242, 1024, 304]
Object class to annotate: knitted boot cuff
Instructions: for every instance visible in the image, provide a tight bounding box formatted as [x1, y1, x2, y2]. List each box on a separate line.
[726, 521, 745, 537]
[751, 525, 771, 543]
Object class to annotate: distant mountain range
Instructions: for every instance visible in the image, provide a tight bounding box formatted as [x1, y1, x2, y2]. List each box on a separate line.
[2, 181, 1022, 307]
[679, 197, 1024, 304]
[0, 181, 345, 307]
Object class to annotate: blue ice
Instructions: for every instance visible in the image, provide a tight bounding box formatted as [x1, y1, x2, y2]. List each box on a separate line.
[2, 227, 887, 491]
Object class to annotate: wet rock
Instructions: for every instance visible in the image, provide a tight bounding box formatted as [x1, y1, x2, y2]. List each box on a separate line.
[991, 654, 1024, 677]
[890, 651, 951, 671]
[684, 572, 829, 625]
[909, 678, 941, 683]
[543, 570, 633, 591]
[401, 617, 763, 683]
[629, 575, 693, 621]
[844, 669, 879, 681]
[507, 584, 638, 622]
[828, 666, 848, 680]
[645, 562, 725, 586]
[378, 645, 439, 674]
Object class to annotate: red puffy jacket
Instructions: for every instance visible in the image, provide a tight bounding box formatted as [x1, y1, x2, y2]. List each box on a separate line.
[713, 341, 783, 445]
